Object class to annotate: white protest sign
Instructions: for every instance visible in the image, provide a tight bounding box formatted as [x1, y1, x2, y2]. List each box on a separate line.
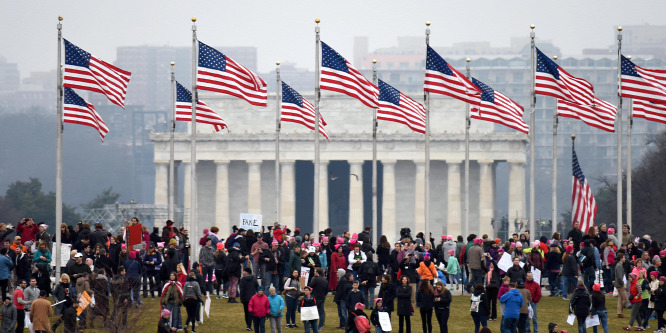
[54, 243, 72, 267]
[379, 311, 392, 331]
[300, 306, 319, 321]
[204, 296, 211, 318]
[531, 267, 541, 285]
[497, 253, 513, 272]
[566, 313, 575, 325]
[585, 315, 600, 328]
[240, 213, 262, 232]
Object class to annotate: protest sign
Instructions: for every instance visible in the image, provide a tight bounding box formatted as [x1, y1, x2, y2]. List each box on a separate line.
[77, 291, 92, 315]
[240, 213, 262, 232]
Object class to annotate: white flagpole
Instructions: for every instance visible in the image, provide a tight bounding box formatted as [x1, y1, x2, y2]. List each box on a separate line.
[191, 17, 199, 263]
[275, 62, 282, 224]
[464, 58, 470, 238]
[616, 26, 624, 230]
[626, 56, 633, 230]
[424, 21, 431, 243]
[371, 59, 378, 246]
[529, 24, 536, 239]
[552, 55, 558, 236]
[169, 62, 176, 222]
[314, 18, 321, 234]
[55, 16, 63, 282]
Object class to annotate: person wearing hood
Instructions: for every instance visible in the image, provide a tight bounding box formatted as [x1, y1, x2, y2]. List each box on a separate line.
[240, 267, 259, 330]
[199, 238, 215, 295]
[227, 242, 244, 303]
[249, 285, 270, 333]
[183, 271, 203, 333]
[90, 269, 110, 328]
[466, 238, 486, 293]
[267, 286, 285, 333]
[500, 282, 523, 333]
[569, 280, 591, 333]
[0, 296, 15, 333]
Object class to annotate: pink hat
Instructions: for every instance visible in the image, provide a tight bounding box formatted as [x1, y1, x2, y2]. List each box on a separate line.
[157, 242, 165, 248]
[424, 252, 431, 259]
[121, 244, 126, 250]
[447, 235, 454, 240]
[322, 236, 329, 242]
[162, 309, 171, 317]
[337, 238, 344, 244]
[203, 228, 209, 234]
[271, 240, 279, 246]
[651, 271, 660, 279]
[498, 248, 505, 253]
[441, 235, 446, 240]
[335, 244, 342, 250]
[301, 243, 306, 249]
[473, 238, 483, 245]
[660, 251, 666, 257]
[374, 298, 383, 304]
[516, 242, 523, 248]
[350, 239, 358, 245]
[355, 302, 364, 310]
[313, 242, 321, 247]
[531, 241, 540, 248]
[129, 251, 136, 259]
[566, 245, 573, 253]
[661, 277, 666, 282]
[448, 250, 455, 255]
[510, 243, 515, 249]
[608, 227, 615, 234]
[352, 233, 358, 240]
[216, 243, 224, 250]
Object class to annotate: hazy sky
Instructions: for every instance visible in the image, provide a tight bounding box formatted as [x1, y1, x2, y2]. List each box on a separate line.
[3, 1, 666, 78]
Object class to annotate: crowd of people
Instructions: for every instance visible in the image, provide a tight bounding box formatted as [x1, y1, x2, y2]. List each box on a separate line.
[4, 215, 666, 333]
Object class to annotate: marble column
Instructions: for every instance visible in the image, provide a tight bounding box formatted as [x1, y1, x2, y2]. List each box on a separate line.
[154, 161, 168, 207]
[349, 160, 364, 232]
[508, 160, 527, 222]
[319, 161, 329, 231]
[447, 160, 462, 236]
[182, 161, 192, 231]
[280, 161, 296, 227]
[215, 161, 230, 235]
[247, 160, 262, 215]
[414, 161, 426, 234]
[382, 160, 397, 242]
[478, 160, 495, 237]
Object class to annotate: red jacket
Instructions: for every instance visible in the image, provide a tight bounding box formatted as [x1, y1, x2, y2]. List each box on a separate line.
[328, 252, 347, 290]
[629, 279, 642, 304]
[16, 223, 39, 244]
[248, 293, 270, 317]
[524, 280, 542, 303]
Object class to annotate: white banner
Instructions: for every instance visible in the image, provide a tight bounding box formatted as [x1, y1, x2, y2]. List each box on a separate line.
[239, 213, 262, 232]
[379, 311, 392, 331]
[531, 267, 541, 285]
[300, 306, 319, 321]
[54, 243, 72, 267]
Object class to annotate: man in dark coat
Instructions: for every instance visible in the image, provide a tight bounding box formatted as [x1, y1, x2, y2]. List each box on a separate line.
[238, 268, 258, 331]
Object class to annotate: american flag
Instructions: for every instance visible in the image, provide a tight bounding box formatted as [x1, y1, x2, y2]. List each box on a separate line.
[632, 99, 666, 124]
[63, 39, 131, 108]
[63, 87, 109, 141]
[424, 46, 481, 105]
[557, 98, 617, 132]
[469, 78, 529, 134]
[621, 55, 666, 104]
[196, 41, 267, 107]
[281, 82, 329, 141]
[571, 143, 597, 234]
[176, 82, 227, 132]
[535, 47, 594, 106]
[320, 41, 378, 109]
[377, 80, 426, 134]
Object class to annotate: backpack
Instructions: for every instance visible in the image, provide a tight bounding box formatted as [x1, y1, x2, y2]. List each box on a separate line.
[352, 312, 371, 333]
[470, 293, 483, 312]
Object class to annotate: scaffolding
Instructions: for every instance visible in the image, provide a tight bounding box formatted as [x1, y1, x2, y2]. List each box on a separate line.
[82, 203, 186, 235]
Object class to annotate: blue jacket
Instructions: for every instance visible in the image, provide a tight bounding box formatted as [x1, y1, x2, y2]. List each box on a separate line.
[318, 252, 328, 270]
[499, 288, 523, 319]
[0, 256, 12, 280]
[437, 270, 447, 285]
[124, 258, 142, 279]
[268, 294, 285, 317]
[33, 249, 52, 265]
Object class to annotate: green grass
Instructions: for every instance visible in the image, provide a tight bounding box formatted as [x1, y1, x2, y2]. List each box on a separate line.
[44, 292, 640, 332]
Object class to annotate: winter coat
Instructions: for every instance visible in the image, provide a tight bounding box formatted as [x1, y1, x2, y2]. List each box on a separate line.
[416, 260, 437, 281]
[506, 265, 526, 283]
[334, 279, 352, 304]
[654, 285, 666, 312]
[239, 275, 258, 303]
[29, 298, 53, 332]
[562, 254, 579, 278]
[417, 291, 434, 311]
[91, 275, 110, 316]
[467, 245, 485, 270]
[524, 280, 542, 303]
[517, 288, 532, 314]
[0, 303, 16, 333]
[446, 256, 460, 275]
[183, 279, 202, 302]
[378, 282, 396, 313]
[328, 252, 347, 290]
[345, 289, 365, 311]
[199, 245, 215, 268]
[309, 276, 328, 303]
[544, 251, 562, 272]
[225, 249, 243, 278]
[248, 293, 270, 317]
[288, 252, 302, 273]
[471, 290, 490, 317]
[499, 288, 523, 319]
[570, 287, 591, 317]
[370, 306, 388, 327]
[396, 284, 412, 316]
[0, 256, 12, 280]
[359, 261, 379, 288]
[434, 289, 452, 310]
[268, 294, 285, 317]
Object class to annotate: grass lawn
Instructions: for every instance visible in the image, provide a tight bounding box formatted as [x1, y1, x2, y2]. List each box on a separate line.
[68, 292, 642, 332]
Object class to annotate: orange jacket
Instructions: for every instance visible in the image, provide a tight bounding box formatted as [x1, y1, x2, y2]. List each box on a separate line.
[416, 261, 437, 281]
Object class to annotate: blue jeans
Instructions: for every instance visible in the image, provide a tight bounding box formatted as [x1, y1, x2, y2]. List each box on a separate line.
[263, 272, 280, 290]
[593, 309, 609, 333]
[561, 275, 578, 298]
[337, 302, 348, 327]
[576, 314, 587, 333]
[304, 319, 319, 333]
[316, 297, 326, 327]
[526, 302, 538, 333]
[361, 286, 375, 309]
[502, 317, 518, 333]
[547, 271, 560, 294]
[285, 296, 298, 325]
[201, 265, 214, 294]
[472, 313, 487, 333]
[375, 326, 388, 333]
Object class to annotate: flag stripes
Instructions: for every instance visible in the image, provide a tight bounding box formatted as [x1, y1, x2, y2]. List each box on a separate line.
[633, 100, 666, 124]
[176, 82, 227, 132]
[281, 82, 329, 141]
[377, 80, 426, 134]
[557, 98, 617, 132]
[572, 145, 597, 234]
[320, 42, 378, 109]
[63, 87, 109, 141]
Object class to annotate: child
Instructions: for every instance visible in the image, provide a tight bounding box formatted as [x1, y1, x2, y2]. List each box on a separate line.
[446, 250, 460, 290]
[497, 277, 511, 317]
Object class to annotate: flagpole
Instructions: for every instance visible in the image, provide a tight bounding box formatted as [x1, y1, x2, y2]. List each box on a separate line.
[464, 58, 471, 238]
[191, 17, 199, 264]
[275, 62, 282, 224]
[616, 26, 624, 231]
[424, 21, 431, 243]
[552, 55, 558, 237]
[627, 85, 632, 230]
[169, 62, 176, 222]
[371, 59, 378, 246]
[529, 24, 536, 239]
[55, 16, 63, 282]
[314, 18, 321, 235]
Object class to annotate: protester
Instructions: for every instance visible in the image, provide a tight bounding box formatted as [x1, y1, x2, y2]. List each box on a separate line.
[0, 296, 15, 333]
[334, 272, 352, 329]
[158, 308, 174, 333]
[29, 290, 52, 333]
[298, 286, 319, 333]
[309, 268, 328, 330]
[396, 276, 413, 333]
[626, 272, 644, 331]
[524, 272, 542, 333]
[183, 271, 203, 333]
[417, 280, 434, 333]
[500, 282, 523, 333]
[346, 302, 369, 333]
[590, 283, 609, 333]
[284, 269, 301, 329]
[517, 279, 532, 333]
[570, 281, 591, 333]
[239, 267, 259, 331]
[249, 286, 269, 333]
[268, 286, 285, 333]
[470, 284, 489, 333]
[160, 272, 183, 331]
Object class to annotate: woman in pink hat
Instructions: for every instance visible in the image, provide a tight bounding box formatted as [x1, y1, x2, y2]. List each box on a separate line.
[329, 244, 347, 291]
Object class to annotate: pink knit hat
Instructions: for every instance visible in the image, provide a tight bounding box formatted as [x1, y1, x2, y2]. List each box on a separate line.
[337, 238, 344, 244]
[129, 251, 136, 259]
[162, 309, 171, 317]
[271, 240, 279, 246]
[335, 244, 342, 250]
[322, 236, 329, 242]
[660, 251, 666, 257]
[355, 302, 364, 310]
[473, 238, 483, 245]
[447, 235, 453, 240]
[350, 239, 358, 245]
[121, 244, 126, 250]
[313, 242, 321, 247]
[608, 228, 615, 234]
[448, 250, 455, 255]
[352, 233, 358, 240]
[203, 228, 209, 234]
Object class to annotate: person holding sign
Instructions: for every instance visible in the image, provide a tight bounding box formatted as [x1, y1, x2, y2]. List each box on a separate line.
[298, 286, 319, 333]
[371, 298, 390, 333]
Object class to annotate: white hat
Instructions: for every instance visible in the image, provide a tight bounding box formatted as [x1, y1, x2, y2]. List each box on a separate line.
[438, 262, 446, 271]
[308, 246, 316, 253]
[74, 253, 83, 258]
